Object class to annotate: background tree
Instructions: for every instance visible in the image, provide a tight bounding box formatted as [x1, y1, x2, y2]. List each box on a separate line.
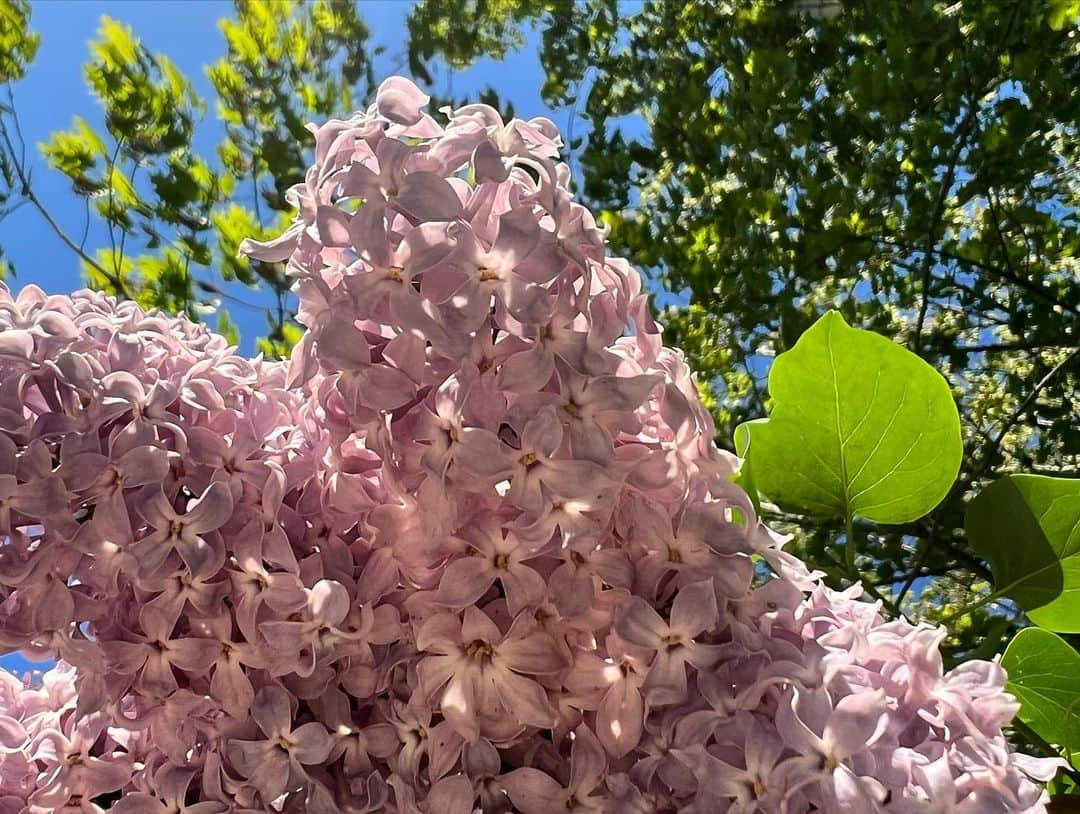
[405, 0, 1080, 657]
[0, 0, 376, 357]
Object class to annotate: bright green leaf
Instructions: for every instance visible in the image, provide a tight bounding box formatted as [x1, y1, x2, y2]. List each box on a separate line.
[743, 310, 962, 524]
[1002, 627, 1080, 767]
[967, 475, 1080, 632]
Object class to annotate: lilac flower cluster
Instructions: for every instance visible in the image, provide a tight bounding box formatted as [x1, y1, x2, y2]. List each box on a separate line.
[0, 77, 1061, 812]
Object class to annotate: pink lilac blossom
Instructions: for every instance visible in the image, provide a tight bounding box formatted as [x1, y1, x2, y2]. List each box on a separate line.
[0, 76, 1061, 813]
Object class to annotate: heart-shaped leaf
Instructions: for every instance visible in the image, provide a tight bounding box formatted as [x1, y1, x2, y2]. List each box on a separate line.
[1002, 627, 1080, 767]
[967, 474, 1080, 632]
[741, 310, 962, 524]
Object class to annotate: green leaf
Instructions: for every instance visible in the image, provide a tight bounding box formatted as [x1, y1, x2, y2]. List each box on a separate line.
[967, 475, 1080, 632]
[1002, 627, 1080, 767]
[742, 311, 962, 524]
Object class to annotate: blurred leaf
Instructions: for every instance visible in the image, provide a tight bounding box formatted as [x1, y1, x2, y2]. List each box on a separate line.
[967, 475, 1080, 633]
[0, 0, 39, 83]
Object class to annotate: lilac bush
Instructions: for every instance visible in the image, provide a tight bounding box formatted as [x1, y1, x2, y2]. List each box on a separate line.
[0, 77, 1062, 812]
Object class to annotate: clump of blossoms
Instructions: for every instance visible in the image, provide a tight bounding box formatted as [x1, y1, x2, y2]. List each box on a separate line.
[0, 77, 1062, 813]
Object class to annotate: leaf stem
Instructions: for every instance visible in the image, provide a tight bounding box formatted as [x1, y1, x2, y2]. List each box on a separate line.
[845, 512, 856, 572]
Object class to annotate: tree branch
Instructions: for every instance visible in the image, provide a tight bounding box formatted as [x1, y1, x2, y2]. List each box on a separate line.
[0, 102, 131, 297]
[914, 103, 980, 351]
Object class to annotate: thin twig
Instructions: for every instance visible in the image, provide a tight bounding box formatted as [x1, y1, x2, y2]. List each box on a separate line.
[913, 103, 981, 350]
[0, 113, 130, 296]
[971, 346, 1080, 486]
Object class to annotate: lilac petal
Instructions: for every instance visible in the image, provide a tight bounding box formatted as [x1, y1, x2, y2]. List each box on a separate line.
[642, 651, 688, 706]
[472, 139, 509, 182]
[317, 320, 371, 370]
[441, 670, 482, 742]
[238, 222, 301, 262]
[418, 613, 464, 653]
[211, 659, 254, 719]
[351, 364, 417, 411]
[168, 638, 219, 672]
[776, 688, 828, 758]
[569, 725, 606, 794]
[10, 477, 66, 518]
[501, 768, 564, 814]
[0, 329, 32, 358]
[252, 684, 293, 739]
[497, 343, 554, 393]
[394, 172, 463, 222]
[244, 749, 292, 803]
[116, 444, 170, 486]
[598, 681, 644, 758]
[520, 408, 563, 455]
[401, 220, 455, 272]
[496, 630, 566, 675]
[427, 775, 475, 814]
[291, 721, 333, 764]
[139, 652, 179, 696]
[309, 579, 350, 626]
[461, 606, 502, 644]
[500, 564, 548, 615]
[825, 689, 887, 760]
[669, 579, 719, 638]
[0, 715, 26, 751]
[153, 765, 196, 806]
[174, 534, 219, 578]
[551, 561, 594, 618]
[376, 76, 430, 125]
[435, 557, 496, 608]
[614, 597, 668, 649]
[454, 428, 517, 481]
[184, 480, 234, 534]
[316, 205, 352, 247]
[491, 208, 541, 268]
[588, 549, 634, 589]
[104, 640, 150, 674]
[501, 273, 554, 325]
[493, 670, 557, 730]
[464, 738, 501, 779]
[107, 794, 167, 814]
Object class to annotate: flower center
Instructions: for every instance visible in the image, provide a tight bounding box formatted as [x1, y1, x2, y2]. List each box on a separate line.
[494, 553, 510, 570]
[465, 639, 493, 662]
[662, 633, 683, 651]
[479, 266, 500, 282]
[519, 452, 539, 469]
[387, 265, 404, 281]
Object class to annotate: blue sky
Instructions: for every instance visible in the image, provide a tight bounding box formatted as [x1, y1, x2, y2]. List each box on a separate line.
[1, 0, 578, 355]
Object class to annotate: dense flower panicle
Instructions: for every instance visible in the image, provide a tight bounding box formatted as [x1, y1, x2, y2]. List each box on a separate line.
[0, 77, 1061, 813]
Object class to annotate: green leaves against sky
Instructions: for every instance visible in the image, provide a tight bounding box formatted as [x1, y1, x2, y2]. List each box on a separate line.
[741, 311, 962, 525]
